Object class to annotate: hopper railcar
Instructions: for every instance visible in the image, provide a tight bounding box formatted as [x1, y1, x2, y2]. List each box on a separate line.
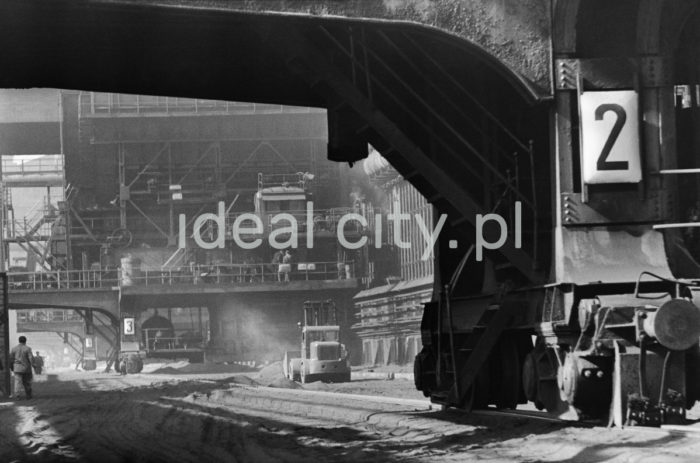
[413, 4, 700, 426]
[4, 0, 700, 428]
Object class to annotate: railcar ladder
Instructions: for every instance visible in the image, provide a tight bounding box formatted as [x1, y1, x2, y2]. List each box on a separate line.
[653, 169, 700, 230]
[434, 238, 520, 408]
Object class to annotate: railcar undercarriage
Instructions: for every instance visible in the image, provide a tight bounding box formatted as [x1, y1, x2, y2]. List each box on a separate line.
[415, 273, 700, 426]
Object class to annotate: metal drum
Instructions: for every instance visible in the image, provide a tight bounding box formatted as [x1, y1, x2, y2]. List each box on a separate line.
[120, 256, 142, 286]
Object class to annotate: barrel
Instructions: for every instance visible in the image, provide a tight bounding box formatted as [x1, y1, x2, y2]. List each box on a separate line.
[644, 299, 700, 351]
[120, 256, 142, 286]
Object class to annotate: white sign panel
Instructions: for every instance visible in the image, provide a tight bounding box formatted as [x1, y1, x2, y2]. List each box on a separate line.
[123, 317, 136, 336]
[580, 90, 641, 184]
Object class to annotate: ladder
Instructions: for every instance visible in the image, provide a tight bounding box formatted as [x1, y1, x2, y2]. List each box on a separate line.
[653, 169, 700, 230]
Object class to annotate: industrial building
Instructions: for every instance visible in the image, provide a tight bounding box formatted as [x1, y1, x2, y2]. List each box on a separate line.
[1, 88, 433, 368]
[1, 89, 371, 366]
[354, 150, 434, 366]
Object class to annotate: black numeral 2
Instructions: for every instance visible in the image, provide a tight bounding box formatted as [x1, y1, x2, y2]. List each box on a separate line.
[595, 103, 628, 171]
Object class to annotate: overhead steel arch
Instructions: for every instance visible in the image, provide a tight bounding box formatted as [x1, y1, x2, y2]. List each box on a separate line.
[0, 0, 547, 104]
[554, 0, 699, 58]
[0, 0, 552, 282]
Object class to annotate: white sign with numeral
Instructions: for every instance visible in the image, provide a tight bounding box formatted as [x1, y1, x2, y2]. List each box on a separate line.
[123, 317, 135, 335]
[580, 90, 641, 184]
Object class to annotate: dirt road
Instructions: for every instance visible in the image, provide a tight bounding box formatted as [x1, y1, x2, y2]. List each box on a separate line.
[1, 366, 700, 462]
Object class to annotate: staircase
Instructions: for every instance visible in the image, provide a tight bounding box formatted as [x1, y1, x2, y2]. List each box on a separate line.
[161, 246, 193, 270]
[92, 311, 120, 373]
[274, 28, 545, 282]
[11, 194, 69, 271]
[74, 309, 120, 373]
[57, 332, 85, 370]
[1, 170, 71, 271]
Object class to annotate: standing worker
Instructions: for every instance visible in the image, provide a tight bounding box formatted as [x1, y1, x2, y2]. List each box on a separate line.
[281, 249, 293, 282]
[33, 351, 45, 375]
[272, 249, 284, 282]
[9, 336, 34, 400]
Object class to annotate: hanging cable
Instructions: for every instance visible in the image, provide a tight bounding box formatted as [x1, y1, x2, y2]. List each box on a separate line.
[639, 335, 647, 398]
[658, 350, 672, 404]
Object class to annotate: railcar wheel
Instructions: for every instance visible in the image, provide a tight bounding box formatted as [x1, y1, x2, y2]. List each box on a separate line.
[83, 359, 96, 371]
[125, 354, 143, 374]
[414, 348, 436, 398]
[523, 344, 569, 414]
[557, 352, 579, 404]
[537, 348, 564, 414]
[557, 352, 611, 418]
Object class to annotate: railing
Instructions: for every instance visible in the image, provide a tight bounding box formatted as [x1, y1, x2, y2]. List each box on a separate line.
[1, 155, 64, 175]
[133, 261, 355, 286]
[79, 92, 322, 117]
[8, 269, 121, 291]
[7, 261, 355, 291]
[16, 308, 83, 324]
[142, 329, 204, 352]
[257, 172, 310, 190]
[224, 208, 365, 235]
[357, 308, 423, 326]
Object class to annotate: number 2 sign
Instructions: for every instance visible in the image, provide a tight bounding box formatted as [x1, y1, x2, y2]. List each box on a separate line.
[580, 90, 641, 184]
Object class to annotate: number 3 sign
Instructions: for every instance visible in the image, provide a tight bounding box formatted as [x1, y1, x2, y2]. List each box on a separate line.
[123, 317, 135, 335]
[580, 90, 641, 184]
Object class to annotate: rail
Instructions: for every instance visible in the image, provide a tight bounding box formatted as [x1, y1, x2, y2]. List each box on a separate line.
[7, 261, 355, 291]
[79, 92, 322, 117]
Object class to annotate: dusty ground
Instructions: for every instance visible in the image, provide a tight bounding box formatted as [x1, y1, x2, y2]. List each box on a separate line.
[1, 362, 700, 462]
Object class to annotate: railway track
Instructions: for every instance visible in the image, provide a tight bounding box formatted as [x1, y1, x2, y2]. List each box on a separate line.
[213, 383, 700, 436]
[84, 370, 700, 436]
[6, 372, 700, 462]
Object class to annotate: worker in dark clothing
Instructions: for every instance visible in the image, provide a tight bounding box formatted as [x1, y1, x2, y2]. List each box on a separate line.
[9, 336, 34, 400]
[33, 351, 45, 375]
